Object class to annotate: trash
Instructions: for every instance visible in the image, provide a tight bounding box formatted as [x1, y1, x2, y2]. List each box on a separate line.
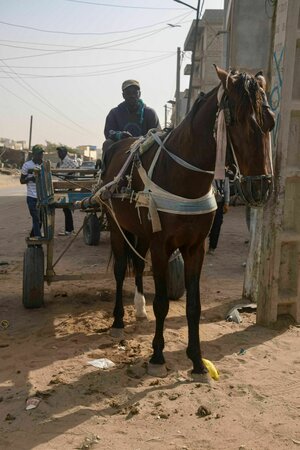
[226, 303, 257, 323]
[292, 438, 300, 445]
[202, 358, 219, 381]
[117, 345, 126, 351]
[237, 348, 246, 356]
[26, 397, 41, 410]
[0, 261, 9, 266]
[196, 405, 211, 417]
[5, 413, 16, 421]
[1, 320, 9, 329]
[226, 309, 242, 324]
[87, 358, 115, 369]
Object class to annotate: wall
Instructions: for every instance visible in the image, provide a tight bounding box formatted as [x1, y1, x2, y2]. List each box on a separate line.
[227, 0, 274, 76]
[256, 0, 300, 324]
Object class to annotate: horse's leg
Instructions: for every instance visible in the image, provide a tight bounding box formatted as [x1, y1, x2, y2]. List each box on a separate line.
[148, 249, 169, 377]
[182, 242, 208, 379]
[110, 229, 128, 338]
[131, 238, 148, 320]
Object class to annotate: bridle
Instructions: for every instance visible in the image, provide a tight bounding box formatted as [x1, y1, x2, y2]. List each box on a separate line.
[217, 74, 273, 208]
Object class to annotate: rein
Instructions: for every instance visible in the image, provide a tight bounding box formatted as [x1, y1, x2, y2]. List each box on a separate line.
[150, 131, 215, 175]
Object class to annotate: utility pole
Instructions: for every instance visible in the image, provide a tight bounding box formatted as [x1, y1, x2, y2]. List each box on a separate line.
[175, 47, 181, 126]
[27, 115, 33, 160]
[164, 104, 168, 128]
[187, 0, 201, 113]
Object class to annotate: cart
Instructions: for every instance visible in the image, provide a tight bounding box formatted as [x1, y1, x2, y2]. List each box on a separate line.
[22, 161, 185, 309]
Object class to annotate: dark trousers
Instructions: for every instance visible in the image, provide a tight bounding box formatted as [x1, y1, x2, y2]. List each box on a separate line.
[63, 208, 74, 232]
[209, 200, 224, 250]
[27, 196, 42, 237]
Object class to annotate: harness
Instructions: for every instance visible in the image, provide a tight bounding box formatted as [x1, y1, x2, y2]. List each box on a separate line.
[94, 128, 217, 232]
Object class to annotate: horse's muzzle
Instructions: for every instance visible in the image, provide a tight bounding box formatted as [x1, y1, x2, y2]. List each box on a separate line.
[235, 175, 273, 207]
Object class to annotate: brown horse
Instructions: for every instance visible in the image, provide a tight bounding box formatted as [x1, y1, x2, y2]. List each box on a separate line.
[98, 66, 275, 378]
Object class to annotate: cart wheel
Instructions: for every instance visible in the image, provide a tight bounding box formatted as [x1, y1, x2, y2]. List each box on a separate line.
[23, 246, 44, 308]
[167, 249, 185, 300]
[83, 214, 101, 246]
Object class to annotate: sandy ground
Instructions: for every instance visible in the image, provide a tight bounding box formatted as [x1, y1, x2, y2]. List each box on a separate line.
[0, 174, 299, 450]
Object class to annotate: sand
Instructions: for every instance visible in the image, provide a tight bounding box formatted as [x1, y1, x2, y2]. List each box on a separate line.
[0, 179, 299, 450]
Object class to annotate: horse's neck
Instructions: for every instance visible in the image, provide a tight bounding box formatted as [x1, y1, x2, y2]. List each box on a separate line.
[168, 92, 218, 171]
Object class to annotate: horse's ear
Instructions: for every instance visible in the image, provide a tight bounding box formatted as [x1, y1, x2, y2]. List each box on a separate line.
[213, 65, 232, 89]
[255, 71, 267, 90]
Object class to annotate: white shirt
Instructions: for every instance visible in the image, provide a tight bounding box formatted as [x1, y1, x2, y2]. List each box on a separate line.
[60, 154, 78, 169]
[21, 159, 41, 198]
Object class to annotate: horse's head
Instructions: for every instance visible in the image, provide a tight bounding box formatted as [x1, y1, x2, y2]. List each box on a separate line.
[215, 66, 275, 207]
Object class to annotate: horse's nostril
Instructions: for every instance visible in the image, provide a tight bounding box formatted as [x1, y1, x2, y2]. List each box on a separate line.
[236, 176, 272, 207]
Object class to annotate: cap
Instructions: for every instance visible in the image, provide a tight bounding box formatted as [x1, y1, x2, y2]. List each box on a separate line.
[122, 79, 140, 91]
[31, 144, 44, 154]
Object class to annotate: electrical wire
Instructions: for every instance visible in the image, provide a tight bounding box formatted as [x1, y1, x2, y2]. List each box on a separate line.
[0, 11, 189, 36]
[0, 53, 175, 79]
[0, 22, 184, 61]
[66, 0, 187, 10]
[0, 60, 96, 134]
[0, 81, 94, 136]
[3, 53, 174, 70]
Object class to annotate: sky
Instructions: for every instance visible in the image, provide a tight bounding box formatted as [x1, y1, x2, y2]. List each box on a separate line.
[0, 0, 224, 150]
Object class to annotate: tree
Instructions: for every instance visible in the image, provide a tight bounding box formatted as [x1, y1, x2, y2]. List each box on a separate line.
[44, 141, 77, 154]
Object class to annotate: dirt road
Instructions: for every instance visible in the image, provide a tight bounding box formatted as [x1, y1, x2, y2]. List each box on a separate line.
[0, 179, 299, 450]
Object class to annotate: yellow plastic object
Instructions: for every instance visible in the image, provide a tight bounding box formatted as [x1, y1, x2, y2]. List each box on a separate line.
[202, 358, 219, 380]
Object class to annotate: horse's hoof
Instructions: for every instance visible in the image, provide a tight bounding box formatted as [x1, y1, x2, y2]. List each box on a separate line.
[190, 372, 211, 384]
[147, 363, 167, 378]
[109, 328, 124, 339]
[136, 312, 148, 321]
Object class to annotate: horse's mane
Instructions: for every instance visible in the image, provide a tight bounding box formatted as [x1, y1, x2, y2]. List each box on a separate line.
[187, 86, 218, 123]
[231, 71, 263, 126]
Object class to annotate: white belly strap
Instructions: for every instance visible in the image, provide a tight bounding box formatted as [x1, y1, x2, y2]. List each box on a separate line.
[134, 163, 217, 232]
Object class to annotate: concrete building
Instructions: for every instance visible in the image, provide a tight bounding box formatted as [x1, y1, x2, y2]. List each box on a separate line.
[76, 145, 98, 161]
[184, 9, 224, 109]
[225, 0, 300, 324]
[256, 0, 300, 324]
[224, 0, 274, 76]
[168, 92, 187, 127]
[0, 138, 27, 150]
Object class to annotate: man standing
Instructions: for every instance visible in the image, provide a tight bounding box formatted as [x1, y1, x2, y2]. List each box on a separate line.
[104, 79, 160, 141]
[20, 144, 44, 237]
[56, 146, 77, 236]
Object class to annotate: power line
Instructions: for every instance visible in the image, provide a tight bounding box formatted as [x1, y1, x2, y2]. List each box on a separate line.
[1, 53, 174, 70]
[0, 60, 96, 135]
[0, 53, 174, 79]
[0, 11, 189, 36]
[0, 39, 174, 56]
[66, 0, 186, 10]
[0, 81, 93, 136]
[0, 23, 179, 61]
[0, 24, 169, 52]
[0, 51, 175, 75]
[0, 51, 174, 69]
